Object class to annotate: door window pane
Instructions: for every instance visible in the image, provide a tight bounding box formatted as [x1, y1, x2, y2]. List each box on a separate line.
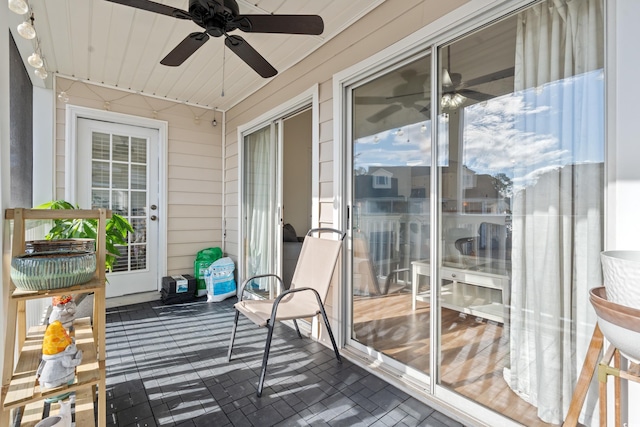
[112, 135, 129, 162]
[92, 132, 110, 160]
[351, 55, 432, 373]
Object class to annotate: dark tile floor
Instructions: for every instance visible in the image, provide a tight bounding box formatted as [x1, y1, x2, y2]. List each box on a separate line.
[104, 297, 465, 427]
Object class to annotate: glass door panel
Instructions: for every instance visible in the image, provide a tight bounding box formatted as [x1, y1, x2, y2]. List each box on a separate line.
[351, 55, 432, 374]
[242, 123, 281, 298]
[436, 2, 604, 425]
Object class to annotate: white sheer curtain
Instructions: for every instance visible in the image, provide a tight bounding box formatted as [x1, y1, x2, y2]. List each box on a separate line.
[244, 126, 276, 287]
[505, 0, 604, 424]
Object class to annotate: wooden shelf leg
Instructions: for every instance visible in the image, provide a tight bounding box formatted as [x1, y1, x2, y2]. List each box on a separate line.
[598, 361, 608, 427]
[614, 350, 621, 427]
[563, 325, 604, 426]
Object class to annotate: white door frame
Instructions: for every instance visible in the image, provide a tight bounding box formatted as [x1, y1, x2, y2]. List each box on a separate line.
[65, 105, 168, 291]
[237, 85, 320, 287]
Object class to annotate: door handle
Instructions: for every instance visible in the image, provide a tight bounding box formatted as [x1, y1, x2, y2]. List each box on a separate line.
[150, 215, 157, 221]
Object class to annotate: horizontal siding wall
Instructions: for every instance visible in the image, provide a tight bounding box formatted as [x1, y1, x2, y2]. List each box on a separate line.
[223, 0, 468, 335]
[54, 77, 222, 278]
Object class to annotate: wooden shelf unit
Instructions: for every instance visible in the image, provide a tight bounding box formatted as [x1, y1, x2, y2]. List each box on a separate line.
[2, 208, 109, 427]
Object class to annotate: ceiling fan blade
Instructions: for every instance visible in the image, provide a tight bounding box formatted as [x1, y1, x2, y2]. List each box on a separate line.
[161, 32, 209, 66]
[355, 96, 392, 105]
[463, 67, 515, 88]
[105, 0, 191, 19]
[233, 15, 324, 35]
[366, 104, 403, 123]
[458, 89, 494, 102]
[225, 35, 277, 78]
[412, 104, 430, 116]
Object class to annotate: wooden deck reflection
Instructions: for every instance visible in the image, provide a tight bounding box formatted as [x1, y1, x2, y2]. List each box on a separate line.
[353, 292, 554, 427]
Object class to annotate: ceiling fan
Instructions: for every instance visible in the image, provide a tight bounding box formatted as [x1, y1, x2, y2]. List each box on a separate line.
[105, 0, 324, 78]
[442, 66, 515, 104]
[356, 65, 514, 123]
[355, 70, 430, 123]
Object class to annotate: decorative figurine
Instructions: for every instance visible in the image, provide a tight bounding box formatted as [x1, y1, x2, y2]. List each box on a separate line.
[34, 399, 71, 427]
[49, 295, 76, 329]
[37, 321, 83, 390]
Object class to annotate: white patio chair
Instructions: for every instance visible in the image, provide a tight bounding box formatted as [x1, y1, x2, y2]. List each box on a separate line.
[227, 228, 345, 397]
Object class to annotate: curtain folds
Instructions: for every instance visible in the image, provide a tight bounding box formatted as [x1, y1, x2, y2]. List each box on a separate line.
[244, 125, 276, 288]
[505, 0, 604, 424]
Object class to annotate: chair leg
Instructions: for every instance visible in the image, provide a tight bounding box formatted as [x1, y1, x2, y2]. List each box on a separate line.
[257, 323, 275, 397]
[227, 310, 240, 362]
[293, 319, 302, 339]
[318, 303, 341, 363]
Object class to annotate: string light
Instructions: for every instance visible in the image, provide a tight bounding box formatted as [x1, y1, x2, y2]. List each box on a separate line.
[57, 91, 69, 103]
[8, 0, 28, 15]
[27, 51, 42, 68]
[34, 67, 47, 79]
[9, 1, 50, 80]
[17, 15, 36, 39]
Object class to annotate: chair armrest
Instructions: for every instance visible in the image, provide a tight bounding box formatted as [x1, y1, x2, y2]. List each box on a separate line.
[239, 273, 284, 301]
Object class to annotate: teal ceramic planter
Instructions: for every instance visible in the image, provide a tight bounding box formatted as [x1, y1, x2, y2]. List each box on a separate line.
[10, 251, 96, 291]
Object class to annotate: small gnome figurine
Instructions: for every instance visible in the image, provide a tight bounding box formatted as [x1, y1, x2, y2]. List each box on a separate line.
[49, 295, 76, 329]
[37, 321, 83, 389]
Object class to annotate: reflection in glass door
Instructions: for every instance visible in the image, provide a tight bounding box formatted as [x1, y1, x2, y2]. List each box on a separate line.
[435, 2, 604, 426]
[350, 55, 432, 374]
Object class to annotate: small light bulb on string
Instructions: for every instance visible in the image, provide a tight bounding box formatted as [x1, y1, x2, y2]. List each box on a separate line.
[17, 18, 36, 39]
[8, 0, 29, 15]
[27, 52, 43, 68]
[57, 91, 69, 103]
[152, 110, 158, 119]
[104, 101, 110, 111]
[34, 67, 47, 79]
[194, 116, 200, 125]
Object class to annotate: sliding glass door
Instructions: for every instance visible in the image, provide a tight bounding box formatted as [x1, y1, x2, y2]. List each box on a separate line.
[347, 0, 604, 425]
[242, 123, 282, 298]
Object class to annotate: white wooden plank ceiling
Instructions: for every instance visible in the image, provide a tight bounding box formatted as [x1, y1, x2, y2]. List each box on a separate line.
[10, 0, 384, 111]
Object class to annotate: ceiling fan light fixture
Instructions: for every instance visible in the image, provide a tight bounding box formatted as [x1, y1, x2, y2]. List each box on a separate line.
[8, 0, 28, 15]
[17, 19, 35, 39]
[441, 93, 452, 109]
[453, 93, 466, 106]
[27, 52, 43, 68]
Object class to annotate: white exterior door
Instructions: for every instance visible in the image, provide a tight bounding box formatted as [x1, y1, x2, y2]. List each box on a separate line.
[77, 118, 160, 298]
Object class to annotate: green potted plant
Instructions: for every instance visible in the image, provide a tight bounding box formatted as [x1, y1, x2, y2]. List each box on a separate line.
[36, 200, 134, 272]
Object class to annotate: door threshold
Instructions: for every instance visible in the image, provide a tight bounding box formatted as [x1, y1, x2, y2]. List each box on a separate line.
[106, 291, 161, 308]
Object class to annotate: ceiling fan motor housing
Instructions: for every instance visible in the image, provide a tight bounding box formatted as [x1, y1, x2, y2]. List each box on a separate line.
[190, 0, 239, 37]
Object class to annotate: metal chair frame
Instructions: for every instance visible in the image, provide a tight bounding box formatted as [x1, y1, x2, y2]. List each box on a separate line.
[227, 228, 344, 397]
